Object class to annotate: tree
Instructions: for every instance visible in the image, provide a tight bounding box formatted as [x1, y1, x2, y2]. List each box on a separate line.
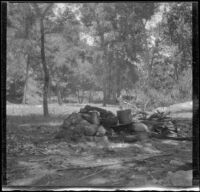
[134, 3, 192, 107]
[7, 3, 192, 109]
[32, 3, 54, 116]
[80, 3, 111, 106]
[7, 3, 38, 104]
[80, 3, 156, 105]
[161, 2, 192, 79]
[43, 4, 85, 105]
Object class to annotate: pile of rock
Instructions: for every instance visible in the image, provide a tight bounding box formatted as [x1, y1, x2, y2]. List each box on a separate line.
[55, 112, 109, 146]
[80, 105, 118, 128]
[55, 105, 153, 144]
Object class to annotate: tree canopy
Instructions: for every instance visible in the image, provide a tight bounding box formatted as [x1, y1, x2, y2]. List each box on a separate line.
[7, 2, 193, 113]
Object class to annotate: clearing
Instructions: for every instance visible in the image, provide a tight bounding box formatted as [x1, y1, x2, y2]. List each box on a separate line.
[6, 103, 192, 188]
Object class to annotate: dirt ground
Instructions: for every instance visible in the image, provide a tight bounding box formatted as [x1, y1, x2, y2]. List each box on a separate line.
[5, 104, 193, 189]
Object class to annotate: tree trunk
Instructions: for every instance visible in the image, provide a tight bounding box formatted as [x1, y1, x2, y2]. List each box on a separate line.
[148, 52, 154, 86]
[48, 77, 52, 103]
[22, 54, 30, 104]
[143, 40, 153, 86]
[56, 83, 62, 105]
[77, 90, 85, 104]
[77, 90, 81, 103]
[99, 31, 108, 107]
[108, 62, 112, 103]
[116, 62, 121, 98]
[88, 90, 93, 103]
[81, 90, 85, 103]
[174, 62, 179, 82]
[40, 18, 49, 116]
[103, 85, 107, 107]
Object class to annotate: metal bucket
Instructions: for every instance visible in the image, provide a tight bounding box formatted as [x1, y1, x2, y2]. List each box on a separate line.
[90, 111, 100, 125]
[117, 109, 132, 124]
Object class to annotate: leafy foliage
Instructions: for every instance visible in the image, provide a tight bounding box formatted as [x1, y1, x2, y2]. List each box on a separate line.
[7, 2, 192, 109]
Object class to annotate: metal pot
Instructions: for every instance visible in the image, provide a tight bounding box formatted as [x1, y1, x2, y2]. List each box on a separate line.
[90, 111, 100, 125]
[117, 109, 132, 124]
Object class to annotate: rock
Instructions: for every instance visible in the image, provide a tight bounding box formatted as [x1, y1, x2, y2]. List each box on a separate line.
[101, 136, 110, 145]
[54, 130, 64, 139]
[85, 136, 94, 142]
[133, 123, 149, 132]
[58, 111, 111, 144]
[72, 114, 83, 124]
[81, 105, 116, 119]
[80, 119, 92, 128]
[136, 132, 149, 141]
[83, 124, 98, 136]
[124, 135, 138, 143]
[130, 174, 136, 179]
[69, 125, 76, 131]
[62, 119, 71, 129]
[81, 113, 93, 124]
[86, 142, 96, 147]
[89, 111, 100, 125]
[62, 113, 83, 129]
[96, 126, 106, 136]
[100, 117, 118, 128]
[94, 136, 103, 143]
[166, 170, 192, 187]
[94, 136, 109, 147]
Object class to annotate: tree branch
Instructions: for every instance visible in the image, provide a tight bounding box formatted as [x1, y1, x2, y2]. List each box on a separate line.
[31, 3, 53, 19]
[41, 3, 54, 18]
[31, 3, 41, 17]
[8, 23, 21, 31]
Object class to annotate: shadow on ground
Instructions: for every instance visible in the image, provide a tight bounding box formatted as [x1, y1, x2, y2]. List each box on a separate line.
[6, 114, 192, 188]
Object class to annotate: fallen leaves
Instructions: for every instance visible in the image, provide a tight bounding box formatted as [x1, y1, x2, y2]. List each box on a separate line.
[7, 115, 193, 187]
[165, 170, 192, 187]
[169, 160, 185, 166]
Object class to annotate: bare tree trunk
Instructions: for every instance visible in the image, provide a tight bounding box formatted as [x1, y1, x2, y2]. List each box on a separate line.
[77, 90, 81, 103]
[88, 90, 92, 103]
[143, 39, 154, 87]
[40, 18, 49, 116]
[56, 83, 63, 105]
[32, 3, 53, 116]
[83, 91, 85, 103]
[108, 59, 112, 103]
[80, 90, 85, 103]
[48, 77, 52, 102]
[116, 63, 121, 98]
[22, 54, 30, 104]
[77, 90, 85, 104]
[98, 30, 108, 107]
[146, 50, 155, 87]
[103, 85, 107, 107]
[174, 62, 179, 82]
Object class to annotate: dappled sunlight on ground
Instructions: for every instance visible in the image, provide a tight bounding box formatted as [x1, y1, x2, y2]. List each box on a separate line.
[6, 104, 193, 188]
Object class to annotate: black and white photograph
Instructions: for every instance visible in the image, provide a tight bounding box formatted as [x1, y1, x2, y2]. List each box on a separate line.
[2, 1, 199, 190]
